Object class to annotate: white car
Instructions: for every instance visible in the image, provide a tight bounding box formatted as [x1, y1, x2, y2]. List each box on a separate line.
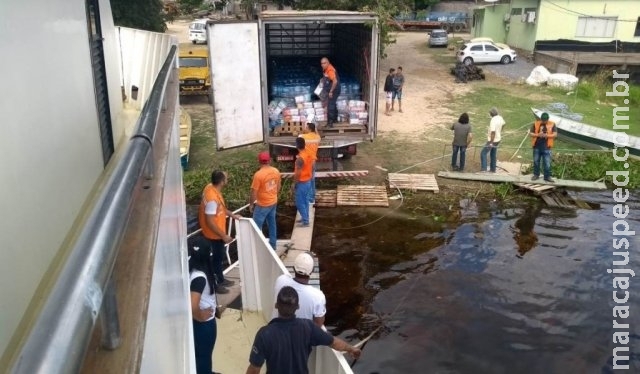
[189, 19, 208, 44]
[457, 41, 517, 65]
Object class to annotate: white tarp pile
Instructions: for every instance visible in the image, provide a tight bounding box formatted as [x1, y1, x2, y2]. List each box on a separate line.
[525, 65, 551, 86]
[547, 73, 579, 90]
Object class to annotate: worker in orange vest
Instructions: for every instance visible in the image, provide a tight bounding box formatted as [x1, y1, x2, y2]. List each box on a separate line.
[249, 152, 281, 250]
[529, 112, 557, 183]
[198, 170, 242, 294]
[300, 123, 320, 204]
[294, 137, 313, 227]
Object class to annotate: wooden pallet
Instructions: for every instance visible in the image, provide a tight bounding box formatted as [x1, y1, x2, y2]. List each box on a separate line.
[514, 183, 557, 195]
[285, 190, 337, 208]
[388, 173, 439, 193]
[273, 122, 304, 136]
[336, 185, 389, 207]
[320, 123, 367, 134]
[314, 190, 337, 207]
[540, 191, 599, 210]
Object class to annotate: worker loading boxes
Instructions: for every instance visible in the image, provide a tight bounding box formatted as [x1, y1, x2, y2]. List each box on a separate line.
[207, 11, 380, 171]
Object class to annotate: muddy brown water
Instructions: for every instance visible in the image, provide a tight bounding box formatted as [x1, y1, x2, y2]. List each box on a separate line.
[187, 191, 640, 373]
[309, 192, 640, 373]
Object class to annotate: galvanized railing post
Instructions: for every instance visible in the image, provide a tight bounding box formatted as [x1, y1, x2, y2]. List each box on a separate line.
[100, 277, 121, 350]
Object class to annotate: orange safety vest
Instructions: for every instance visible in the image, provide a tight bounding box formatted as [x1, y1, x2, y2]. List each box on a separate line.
[295, 149, 313, 182]
[301, 132, 320, 160]
[198, 184, 227, 240]
[531, 120, 555, 148]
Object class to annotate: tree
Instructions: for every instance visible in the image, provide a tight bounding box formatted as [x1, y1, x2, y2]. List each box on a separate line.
[110, 0, 167, 32]
[296, 0, 413, 57]
[178, 0, 205, 14]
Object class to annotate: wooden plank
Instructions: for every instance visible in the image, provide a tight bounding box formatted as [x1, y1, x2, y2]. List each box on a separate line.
[437, 171, 607, 190]
[281, 170, 369, 179]
[336, 185, 389, 207]
[514, 183, 557, 195]
[388, 173, 439, 193]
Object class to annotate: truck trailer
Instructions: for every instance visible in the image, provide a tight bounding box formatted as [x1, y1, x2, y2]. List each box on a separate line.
[206, 10, 380, 170]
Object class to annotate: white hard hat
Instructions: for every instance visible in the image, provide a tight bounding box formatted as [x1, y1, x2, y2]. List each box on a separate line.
[293, 253, 314, 276]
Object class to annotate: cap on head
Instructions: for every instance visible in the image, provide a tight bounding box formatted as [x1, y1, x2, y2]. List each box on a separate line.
[258, 151, 270, 164]
[489, 107, 498, 116]
[293, 252, 314, 276]
[541, 112, 549, 121]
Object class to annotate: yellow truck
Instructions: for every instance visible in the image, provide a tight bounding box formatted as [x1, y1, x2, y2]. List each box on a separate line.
[178, 48, 211, 103]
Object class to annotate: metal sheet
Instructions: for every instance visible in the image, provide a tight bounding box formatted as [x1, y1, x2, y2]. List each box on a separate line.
[208, 22, 264, 150]
[139, 99, 195, 374]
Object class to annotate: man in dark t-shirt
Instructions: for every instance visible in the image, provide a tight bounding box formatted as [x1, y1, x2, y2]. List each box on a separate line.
[383, 68, 395, 116]
[245, 286, 361, 374]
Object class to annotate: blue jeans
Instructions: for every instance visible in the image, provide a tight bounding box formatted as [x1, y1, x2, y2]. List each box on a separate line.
[193, 318, 217, 374]
[451, 145, 467, 170]
[309, 164, 316, 203]
[209, 239, 226, 284]
[533, 148, 552, 180]
[253, 204, 277, 250]
[480, 141, 500, 172]
[295, 181, 311, 224]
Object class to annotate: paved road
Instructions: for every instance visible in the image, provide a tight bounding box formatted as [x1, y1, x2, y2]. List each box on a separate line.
[480, 58, 537, 82]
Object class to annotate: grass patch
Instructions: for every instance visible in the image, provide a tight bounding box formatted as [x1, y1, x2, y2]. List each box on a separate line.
[417, 36, 462, 65]
[522, 152, 640, 189]
[449, 83, 640, 139]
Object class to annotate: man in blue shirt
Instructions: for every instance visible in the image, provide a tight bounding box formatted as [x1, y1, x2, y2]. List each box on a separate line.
[245, 286, 361, 374]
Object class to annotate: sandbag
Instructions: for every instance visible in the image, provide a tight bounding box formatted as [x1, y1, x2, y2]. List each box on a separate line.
[525, 65, 551, 86]
[547, 73, 579, 90]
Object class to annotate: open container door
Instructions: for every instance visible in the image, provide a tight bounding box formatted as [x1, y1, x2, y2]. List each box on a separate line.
[369, 18, 380, 139]
[208, 22, 264, 150]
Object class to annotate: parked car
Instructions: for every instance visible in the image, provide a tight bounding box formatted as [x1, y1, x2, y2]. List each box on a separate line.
[469, 37, 510, 50]
[428, 29, 449, 47]
[457, 41, 517, 65]
[189, 19, 208, 44]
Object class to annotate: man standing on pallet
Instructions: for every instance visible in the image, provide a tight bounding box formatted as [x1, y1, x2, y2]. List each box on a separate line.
[294, 137, 313, 227]
[300, 123, 320, 203]
[250, 152, 281, 250]
[479, 107, 505, 173]
[198, 170, 242, 294]
[320, 57, 340, 128]
[529, 112, 557, 183]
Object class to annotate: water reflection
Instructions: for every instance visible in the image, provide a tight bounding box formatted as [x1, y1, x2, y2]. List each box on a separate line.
[312, 191, 640, 373]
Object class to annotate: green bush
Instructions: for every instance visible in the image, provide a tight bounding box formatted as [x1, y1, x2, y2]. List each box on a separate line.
[575, 81, 598, 101]
[524, 152, 640, 189]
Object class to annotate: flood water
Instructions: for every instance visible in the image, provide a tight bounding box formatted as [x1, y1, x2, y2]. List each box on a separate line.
[311, 191, 640, 373]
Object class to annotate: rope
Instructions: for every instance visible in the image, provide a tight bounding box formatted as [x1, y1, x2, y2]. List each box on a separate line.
[277, 183, 404, 231]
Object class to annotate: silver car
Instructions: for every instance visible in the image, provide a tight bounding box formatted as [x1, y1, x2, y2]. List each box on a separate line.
[428, 29, 449, 48]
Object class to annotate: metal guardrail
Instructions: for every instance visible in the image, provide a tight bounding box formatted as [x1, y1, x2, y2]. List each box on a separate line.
[9, 45, 177, 374]
[187, 203, 250, 267]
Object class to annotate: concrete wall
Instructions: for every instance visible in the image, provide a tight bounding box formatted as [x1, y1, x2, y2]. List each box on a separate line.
[506, 0, 540, 51]
[0, 0, 176, 363]
[537, 0, 640, 43]
[471, 4, 509, 43]
[0, 0, 105, 360]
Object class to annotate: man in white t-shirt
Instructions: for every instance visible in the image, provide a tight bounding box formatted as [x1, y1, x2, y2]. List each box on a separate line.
[273, 252, 327, 327]
[479, 107, 505, 173]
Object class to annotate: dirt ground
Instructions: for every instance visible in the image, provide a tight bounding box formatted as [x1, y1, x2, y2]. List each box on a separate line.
[169, 20, 502, 196]
[376, 32, 473, 138]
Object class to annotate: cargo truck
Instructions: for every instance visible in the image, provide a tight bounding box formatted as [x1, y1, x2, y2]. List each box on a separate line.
[206, 10, 380, 171]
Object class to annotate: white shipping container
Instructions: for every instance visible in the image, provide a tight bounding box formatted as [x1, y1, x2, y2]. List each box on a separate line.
[313, 101, 324, 109]
[295, 95, 306, 103]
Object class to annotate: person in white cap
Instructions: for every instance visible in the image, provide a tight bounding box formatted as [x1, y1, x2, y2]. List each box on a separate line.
[273, 252, 327, 327]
